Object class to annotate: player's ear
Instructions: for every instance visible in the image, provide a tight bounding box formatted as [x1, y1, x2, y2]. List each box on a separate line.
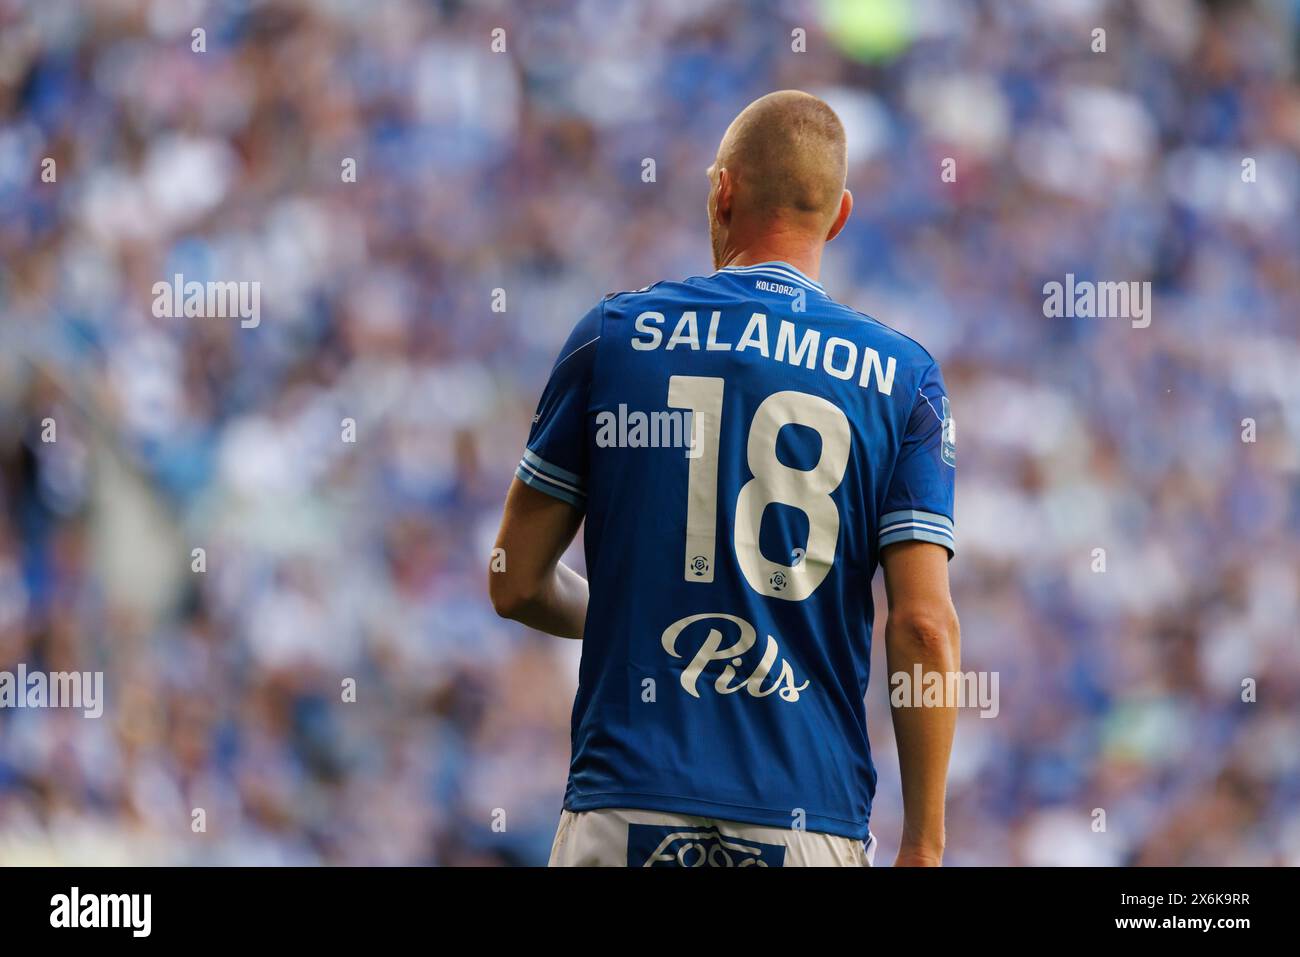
[714, 167, 734, 224]
[825, 188, 853, 243]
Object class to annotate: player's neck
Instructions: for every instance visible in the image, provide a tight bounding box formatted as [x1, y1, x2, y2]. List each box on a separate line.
[718, 245, 823, 282]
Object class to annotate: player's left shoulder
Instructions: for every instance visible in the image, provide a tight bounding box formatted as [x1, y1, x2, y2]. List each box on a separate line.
[825, 300, 945, 389]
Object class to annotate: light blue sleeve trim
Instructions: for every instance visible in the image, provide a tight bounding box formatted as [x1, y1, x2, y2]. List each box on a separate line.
[880, 509, 953, 531]
[515, 462, 585, 509]
[879, 525, 956, 557]
[522, 448, 585, 488]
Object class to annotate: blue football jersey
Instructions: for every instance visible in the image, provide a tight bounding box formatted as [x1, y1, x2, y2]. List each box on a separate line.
[516, 261, 955, 839]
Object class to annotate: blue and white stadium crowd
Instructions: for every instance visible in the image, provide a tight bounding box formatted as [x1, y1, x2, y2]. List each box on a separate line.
[0, 0, 1296, 864]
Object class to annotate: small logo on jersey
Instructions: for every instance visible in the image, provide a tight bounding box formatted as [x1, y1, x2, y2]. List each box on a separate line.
[689, 555, 710, 577]
[941, 396, 956, 468]
[768, 570, 788, 592]
[661, 613, 810, 703]
[628, 824, 786, 867]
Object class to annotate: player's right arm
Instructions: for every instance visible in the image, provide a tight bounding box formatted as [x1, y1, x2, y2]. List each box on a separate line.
[881, 540, 960, 866]
[490, 477, 588, 639]
[489, 302, 602, 640]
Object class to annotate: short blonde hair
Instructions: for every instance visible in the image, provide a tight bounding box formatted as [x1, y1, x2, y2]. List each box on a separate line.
[718, 90, 847, 223]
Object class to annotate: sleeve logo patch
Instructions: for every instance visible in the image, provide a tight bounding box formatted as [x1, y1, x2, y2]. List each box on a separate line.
[941, 396, 956, 467]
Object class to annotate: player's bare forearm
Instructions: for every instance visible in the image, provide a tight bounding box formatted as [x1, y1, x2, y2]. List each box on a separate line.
[501, 558, 589, 639]
[880, 541, 961, 866]
[489, 477, 589, 639]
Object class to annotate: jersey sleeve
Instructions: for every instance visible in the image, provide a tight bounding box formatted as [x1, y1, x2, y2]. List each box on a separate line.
[878, 360, 956, 557]
[514, 302, 603, 510]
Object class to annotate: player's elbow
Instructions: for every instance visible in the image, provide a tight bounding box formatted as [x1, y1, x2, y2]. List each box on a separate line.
[887, 604, 960, 667]
[488, 571, 539, 622]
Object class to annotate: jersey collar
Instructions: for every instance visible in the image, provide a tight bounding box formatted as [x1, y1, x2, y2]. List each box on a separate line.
[715, 261, 825, 293]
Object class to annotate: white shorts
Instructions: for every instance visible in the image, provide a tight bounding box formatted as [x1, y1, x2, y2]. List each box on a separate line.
[548, 807, 876, 867]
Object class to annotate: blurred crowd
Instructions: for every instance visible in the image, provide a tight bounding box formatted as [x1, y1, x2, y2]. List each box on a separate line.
[0, 0, 1297, 865]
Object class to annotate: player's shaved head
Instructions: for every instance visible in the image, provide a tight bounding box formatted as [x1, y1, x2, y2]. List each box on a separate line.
[717, 90, 846, 219]
[707, 90, 851, 270]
